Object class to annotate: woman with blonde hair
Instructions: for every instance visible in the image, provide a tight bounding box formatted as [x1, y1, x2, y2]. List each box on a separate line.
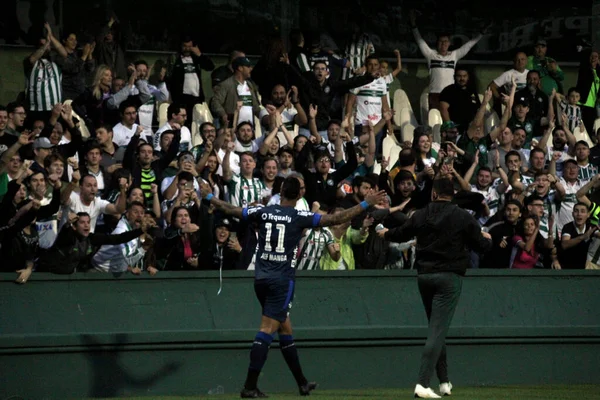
[73, 64, 130, 131]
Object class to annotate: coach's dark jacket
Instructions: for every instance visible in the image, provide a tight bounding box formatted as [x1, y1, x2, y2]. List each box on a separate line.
[385, 201, 491, 275]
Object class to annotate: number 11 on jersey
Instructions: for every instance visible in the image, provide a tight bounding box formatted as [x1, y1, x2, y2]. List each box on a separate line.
[264, 222, 286, 253]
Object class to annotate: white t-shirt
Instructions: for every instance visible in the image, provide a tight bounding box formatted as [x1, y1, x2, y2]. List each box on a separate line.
[349, 77, 388, 125]
[383, 73, 394, 103]
[112, 123, 138, 147]
[66, 192, 111, 232]
[237, 81, 254, 125]
[181, 56, 200, 97]
[493, 69, 529, 93]
[234, 138, 261, 154]
[155, 122, 192, 153]
[259, 106, 298, 146]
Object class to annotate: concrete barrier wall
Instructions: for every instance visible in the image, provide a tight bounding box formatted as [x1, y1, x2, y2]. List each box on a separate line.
[1, 270, 599, 399]
[0, 46, 580, 117]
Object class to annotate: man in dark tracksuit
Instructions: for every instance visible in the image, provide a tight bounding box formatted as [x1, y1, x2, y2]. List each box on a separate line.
[382, 177, 492, 398]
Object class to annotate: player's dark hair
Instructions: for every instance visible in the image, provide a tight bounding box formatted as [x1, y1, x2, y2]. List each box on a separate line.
[281, 176, 301, 201]
[432, 177, 454, 198]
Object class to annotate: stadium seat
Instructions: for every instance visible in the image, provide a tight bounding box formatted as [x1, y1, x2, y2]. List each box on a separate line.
[382, 132, 401, 163]
[593, 118, 600, 136]
[402, 123, 415, 144]
[573, 125, 594, 147]
[393, 89, 417, 127]
[254, 111, 263, 138]
[387, 144, 402, 170]
[158, 102, 169, 128]
[63, 99, 91, 138]
[419, 89, 429, 125]
[398, 107, 418, 132]
[428, 109, 443, 143]
[191, 103, 214, 146]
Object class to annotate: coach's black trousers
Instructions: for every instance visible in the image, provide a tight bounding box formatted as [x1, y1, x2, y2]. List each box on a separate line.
[417, 272, 463, 387]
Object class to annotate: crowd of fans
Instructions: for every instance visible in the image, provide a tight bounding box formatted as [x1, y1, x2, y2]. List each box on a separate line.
[2, 12, 600, 285]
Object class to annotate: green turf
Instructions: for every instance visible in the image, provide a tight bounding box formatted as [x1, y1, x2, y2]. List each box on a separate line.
[97, 385, 596, 400]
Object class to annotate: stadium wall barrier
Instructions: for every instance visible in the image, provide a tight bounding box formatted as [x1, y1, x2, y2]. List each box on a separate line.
[0, 46, 581, 116]
[1, 270, 599, 399]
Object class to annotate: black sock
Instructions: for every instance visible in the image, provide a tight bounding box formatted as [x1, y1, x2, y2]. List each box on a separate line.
[279, 334, 307, 386]
[244, 332, 273, 390]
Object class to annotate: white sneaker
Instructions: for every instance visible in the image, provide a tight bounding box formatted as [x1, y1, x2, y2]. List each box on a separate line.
[439, 382, 453, 396]
[414, 384, 442, 398]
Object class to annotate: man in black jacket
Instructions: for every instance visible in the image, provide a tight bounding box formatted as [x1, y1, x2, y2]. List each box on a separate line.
[289, 60, 377, 137]
[167, 37, 215, 128]
[380, 177, 492, 398]
[38, 212, 154, 274]
[295, 141, 357, 208]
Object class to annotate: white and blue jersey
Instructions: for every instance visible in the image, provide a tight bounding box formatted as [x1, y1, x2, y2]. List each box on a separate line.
[242, 204, 322, 280]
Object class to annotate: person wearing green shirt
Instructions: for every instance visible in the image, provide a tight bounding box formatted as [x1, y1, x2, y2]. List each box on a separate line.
[526, 39, 564, 96]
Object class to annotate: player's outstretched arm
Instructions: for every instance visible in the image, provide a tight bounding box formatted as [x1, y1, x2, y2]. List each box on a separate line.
[208, 196, 243, 218]
[318, 190, 387, 227]
[200, 181, 243, 218]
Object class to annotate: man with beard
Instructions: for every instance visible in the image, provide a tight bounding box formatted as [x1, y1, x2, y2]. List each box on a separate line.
[260, 158, 278, 200]
[537, 119, 576, 177]
[526, 39, 564, 96]
[0, 103, 27, 152]
[511, 127, 530, 164]
[514, 70, 549, 124]
[92, 201, 152, 273]
[233, 121, 261, 154]
[482, 200, 522, 268]
[260, 84, 308, 139]
[439, 68, 481, 132]
[487, 127, 517, 174]
[24, 23, 67, 123]
[211, 57, 261, 129]
[168, 36, 215, 128]
[277, 147, 294, 178]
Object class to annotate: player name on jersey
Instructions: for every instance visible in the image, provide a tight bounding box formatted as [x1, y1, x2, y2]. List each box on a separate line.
[260, 253, 288, 262]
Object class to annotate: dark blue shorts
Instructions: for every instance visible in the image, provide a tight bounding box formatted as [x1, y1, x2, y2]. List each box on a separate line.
[254, 279, 295, 322]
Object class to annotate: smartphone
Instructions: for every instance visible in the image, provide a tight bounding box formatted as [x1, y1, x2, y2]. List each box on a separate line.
[229, 232, 237, 241]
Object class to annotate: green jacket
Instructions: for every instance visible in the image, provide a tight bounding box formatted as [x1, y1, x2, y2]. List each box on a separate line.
[320, 226, 368, 270]
[526, 55, 564, 96]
